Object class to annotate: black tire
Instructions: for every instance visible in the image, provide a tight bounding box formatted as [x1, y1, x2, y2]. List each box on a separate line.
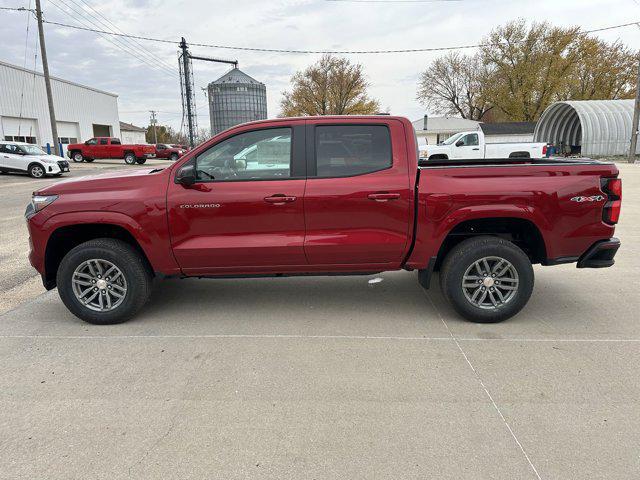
[439, 236, 534, 323]
[71, 151, 84, 162]
[28, 163, 46, 178]
[84, 158, 95, 163]
[170, 153, 178, 161]
[56, 238, 153, 325]
[136, 158, 147, 164]
[124, 152, 137, 165]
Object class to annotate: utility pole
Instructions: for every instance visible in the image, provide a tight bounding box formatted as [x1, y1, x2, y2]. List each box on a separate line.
[149, 110, 158, 144]
[34, 0, 59, 156]
[179, 38, 195, 148]
[629, 52, 640, 163]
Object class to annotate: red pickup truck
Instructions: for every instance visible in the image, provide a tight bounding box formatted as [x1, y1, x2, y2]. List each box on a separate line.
[27, 116, 621, 325]
[67, 137, 156, 165]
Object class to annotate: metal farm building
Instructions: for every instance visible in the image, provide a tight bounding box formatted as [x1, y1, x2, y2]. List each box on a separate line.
[534, 99, 638, 156]
[0, 60, 120, 153]
[207, 68, 267, 136]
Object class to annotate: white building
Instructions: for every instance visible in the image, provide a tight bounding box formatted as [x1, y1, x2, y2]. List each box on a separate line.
[119, 121, 147, 144]
[0, 60, 120, 155]
[412, 115, 481, 146]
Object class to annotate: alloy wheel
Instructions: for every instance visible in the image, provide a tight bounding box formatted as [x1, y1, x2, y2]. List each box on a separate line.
[71, 259, 127, 312]
[461, 256, 519, 309]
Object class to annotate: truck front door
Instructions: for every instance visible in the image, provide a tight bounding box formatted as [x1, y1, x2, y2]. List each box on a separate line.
[451, 133, 483, 159]
[303, 120, 412, 267]
[166, 123, 307, 275]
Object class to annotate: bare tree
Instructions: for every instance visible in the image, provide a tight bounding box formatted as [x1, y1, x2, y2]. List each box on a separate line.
[417, 52, 492, 120]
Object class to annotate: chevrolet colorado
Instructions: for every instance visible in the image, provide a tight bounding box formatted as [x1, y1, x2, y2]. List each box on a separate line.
[26, 116, 622, 325]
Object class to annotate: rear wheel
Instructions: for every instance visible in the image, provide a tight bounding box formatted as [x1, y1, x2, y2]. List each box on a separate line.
[56, 238, 153, 324]
[439, 236, 534, 323]
[136, 158, 147, 164]
[28, 163, 45, 178]
[72, 151, 84, 162]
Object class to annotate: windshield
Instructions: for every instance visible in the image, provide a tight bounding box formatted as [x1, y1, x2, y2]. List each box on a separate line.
[441, 133, 464, 145]
[19, 145, 47, 155]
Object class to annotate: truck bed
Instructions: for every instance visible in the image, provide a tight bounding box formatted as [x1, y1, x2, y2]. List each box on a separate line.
[418, 157, 607, 168]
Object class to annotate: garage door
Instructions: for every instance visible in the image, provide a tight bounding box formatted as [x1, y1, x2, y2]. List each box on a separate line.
[57, 121, 80, 144]
[1, 116, 39, 143]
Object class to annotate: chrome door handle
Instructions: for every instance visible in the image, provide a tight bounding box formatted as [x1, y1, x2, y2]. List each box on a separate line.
[368, 192, 401, 202]
[264, 194, 297, 204]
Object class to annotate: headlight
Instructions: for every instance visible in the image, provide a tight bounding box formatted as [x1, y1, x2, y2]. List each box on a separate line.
[25, 195, 58, 219]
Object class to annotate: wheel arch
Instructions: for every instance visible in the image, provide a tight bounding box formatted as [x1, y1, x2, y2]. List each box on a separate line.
[435, 216, 547, 270]
[43, 221, 154, 289]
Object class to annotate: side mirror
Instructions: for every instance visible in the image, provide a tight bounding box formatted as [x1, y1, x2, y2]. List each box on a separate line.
[176, 164, 196, 187]
[455, 140, 464, 147]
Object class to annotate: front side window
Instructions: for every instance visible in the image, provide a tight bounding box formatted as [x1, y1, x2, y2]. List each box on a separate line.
[195, 128, 292, 181]
[111, 138, 121, 145]
[19, 144, 47, 155]
[99, 139, 108, 145]
[86, 138, 97, 145]
[4, 144, 20, 154]
[461, 133, 479, 146]
[315, 125, 391, 177]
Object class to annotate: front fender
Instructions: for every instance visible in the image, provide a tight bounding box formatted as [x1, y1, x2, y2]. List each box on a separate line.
[34, 210, 179, 275]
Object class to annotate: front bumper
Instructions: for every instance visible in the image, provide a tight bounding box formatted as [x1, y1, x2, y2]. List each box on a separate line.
[577, 238, 620, 268]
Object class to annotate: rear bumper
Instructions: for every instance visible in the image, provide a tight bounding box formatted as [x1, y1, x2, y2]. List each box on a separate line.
[577, 238, 620, 268]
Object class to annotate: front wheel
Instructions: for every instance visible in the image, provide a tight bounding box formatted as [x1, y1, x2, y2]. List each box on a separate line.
[124, 153, 137, 165]
[56, 238, 153, 324]
[170, 153, 178, 161]
[439, 236, 534, 323]
[72, 151, 84, 162]
[28, 163, 45, 178]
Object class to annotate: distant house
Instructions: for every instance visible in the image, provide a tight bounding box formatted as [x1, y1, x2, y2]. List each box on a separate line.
[412, 115, 480, 145]
[119, 121, 147, 144]
[480, 122, 536, 143]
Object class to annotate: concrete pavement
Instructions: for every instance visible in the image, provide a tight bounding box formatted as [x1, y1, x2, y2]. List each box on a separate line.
[0, 161, 638, 479]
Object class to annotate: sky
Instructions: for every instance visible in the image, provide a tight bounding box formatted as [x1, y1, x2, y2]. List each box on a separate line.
[0, 0, 638, 134]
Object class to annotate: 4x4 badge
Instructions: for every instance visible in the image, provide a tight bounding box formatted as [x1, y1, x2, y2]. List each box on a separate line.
[570, 195, 605, 203]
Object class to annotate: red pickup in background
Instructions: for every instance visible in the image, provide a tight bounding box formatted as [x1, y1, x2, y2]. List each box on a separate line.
[154, 143, 186, 161]
[67, 137, 156, 165]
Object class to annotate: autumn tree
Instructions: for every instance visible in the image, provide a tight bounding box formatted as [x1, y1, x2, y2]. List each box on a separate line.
[480, 20, 581, 122]
[417, 52, 492, 120]
[145, 124, 188, 145]
[561, 36, 637, 100]
[280, 54, 380, 116]
[416, 19, 637, 122]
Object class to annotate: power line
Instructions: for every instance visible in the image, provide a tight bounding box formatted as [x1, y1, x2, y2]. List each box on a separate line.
[4, 7, 639, 54]
[36, 18, 640, 54]
[47, 0, 178, 79]
[68, 0, 177, 73]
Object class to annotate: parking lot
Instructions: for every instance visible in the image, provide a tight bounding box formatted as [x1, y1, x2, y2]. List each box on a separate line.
[1, 161, 639, 479]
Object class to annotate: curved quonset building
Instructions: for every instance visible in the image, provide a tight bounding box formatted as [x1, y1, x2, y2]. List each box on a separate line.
[208, 68, 267, 136]
[534, 99, 637, 156]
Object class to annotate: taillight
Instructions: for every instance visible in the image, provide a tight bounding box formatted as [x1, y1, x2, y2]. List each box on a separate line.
[542, 145, 547, 156]
[601, 177, 622, 225]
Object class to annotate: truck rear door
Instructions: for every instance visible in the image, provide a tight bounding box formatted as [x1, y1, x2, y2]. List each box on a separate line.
[303, 119, 412, 267]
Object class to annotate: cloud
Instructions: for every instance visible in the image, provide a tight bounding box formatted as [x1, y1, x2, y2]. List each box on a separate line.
[0, 0, 637, 130]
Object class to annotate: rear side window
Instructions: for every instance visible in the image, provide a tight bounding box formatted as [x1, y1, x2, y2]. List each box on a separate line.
[99, 139, 108, 145]
[315, 125, 391, 177]
[111, 138, 121, 145]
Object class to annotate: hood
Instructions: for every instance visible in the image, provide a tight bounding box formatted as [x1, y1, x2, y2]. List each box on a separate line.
[26, 154, 61, 163]
[36, 167, 168, 195]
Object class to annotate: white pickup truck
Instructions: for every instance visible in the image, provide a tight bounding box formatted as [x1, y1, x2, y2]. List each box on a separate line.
[420, 130, 547, 160]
